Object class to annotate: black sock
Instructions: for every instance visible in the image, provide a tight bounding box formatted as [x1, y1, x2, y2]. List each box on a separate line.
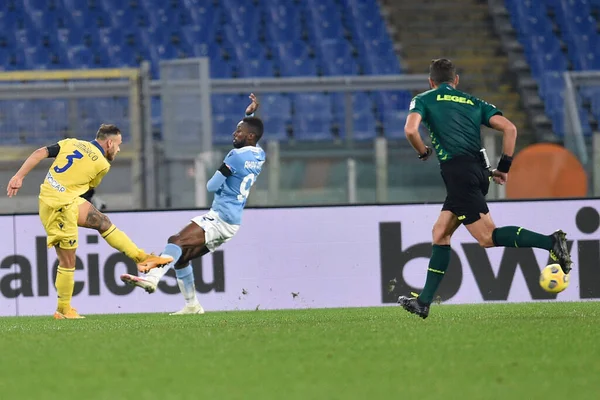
[492, 226, 553, 250]
[418, 244, 451, 304]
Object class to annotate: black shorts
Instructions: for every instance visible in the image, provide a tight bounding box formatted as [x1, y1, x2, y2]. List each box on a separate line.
[440, 156, 491, 225]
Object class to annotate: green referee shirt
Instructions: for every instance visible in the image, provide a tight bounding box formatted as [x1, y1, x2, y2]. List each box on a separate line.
[409, 83, 503, 163]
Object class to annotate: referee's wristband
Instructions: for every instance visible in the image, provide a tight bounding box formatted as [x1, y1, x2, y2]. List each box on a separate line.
[496, 154, 513, 173]
[418, 147, 432, 160]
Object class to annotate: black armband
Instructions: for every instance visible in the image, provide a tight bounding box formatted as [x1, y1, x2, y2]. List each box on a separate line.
[496, 154, 513, 173]
[218, 163, 233, 177]
[46, 143, 60, 158]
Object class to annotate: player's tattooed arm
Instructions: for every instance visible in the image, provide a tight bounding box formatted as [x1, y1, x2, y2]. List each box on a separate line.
[83, 204, 113, 232]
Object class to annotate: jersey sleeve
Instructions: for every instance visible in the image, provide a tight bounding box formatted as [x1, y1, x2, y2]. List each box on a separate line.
[479, 99, 503, 127]
[55, 138, 71, 153]
[408, 96, 427, 119]
[223, 150, 244, 175]
[89, 167, 109, 188]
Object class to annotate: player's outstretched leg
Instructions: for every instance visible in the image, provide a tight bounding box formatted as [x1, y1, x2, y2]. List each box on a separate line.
[469, 217, 572, 274]
[121, 222, 208, 299]
[77, 200, 173, 267]
[120, 243, 183, 294]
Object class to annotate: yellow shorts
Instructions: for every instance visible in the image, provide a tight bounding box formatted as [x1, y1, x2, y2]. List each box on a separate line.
[39, 197, 86, 250]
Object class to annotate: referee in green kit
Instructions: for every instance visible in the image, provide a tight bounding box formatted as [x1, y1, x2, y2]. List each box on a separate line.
[397, 58, 572, 319]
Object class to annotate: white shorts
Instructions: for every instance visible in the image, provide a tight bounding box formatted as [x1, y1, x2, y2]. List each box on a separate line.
[191, 210, 239, 252]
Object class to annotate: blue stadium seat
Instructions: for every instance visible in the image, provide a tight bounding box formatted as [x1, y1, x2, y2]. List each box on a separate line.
[28, 9, 70, 31]
[260, 115, 289, 141]
[236, 59, 275, 78]
[261, 94, 292, 122]
[383, 110, 410, 139]
[278, 56, 318, 77]
[0, 0, 399, 144]
[67, 46, 94, 68]
[212, 94, 243, 115]
[62, 0, 89, 12]
[232, 41, 266, 63]
[373, 91, 412, 117]
[292, 113, 333, 141]
[293, 93, 332, 116]
[70, 10, 100, 30]
[351, 112, 377, 141]
[213, 113, 235, 144]
[106, 9, 134, 29]
[209, 59, 234, 79]
[317, 40, 360, 76]
[310, 19, 345, 43]
[181, 25, 216, 50]
[97, 27, 122, 48]
[276, 41, 310, 60]
[23, 0, 49, 11]
[23, 47, 50, 69]
[506, 0, 600, 136]
[0, 11, 20, 32]
[14, 29, 40, 48]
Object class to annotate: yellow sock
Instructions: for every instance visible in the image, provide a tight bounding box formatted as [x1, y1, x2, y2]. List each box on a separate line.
[56, 266, 75, 314]
[101, 224, 146, 263]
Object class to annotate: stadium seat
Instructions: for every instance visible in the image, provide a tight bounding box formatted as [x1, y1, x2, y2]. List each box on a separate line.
[260, 115, 289, 141]
[260, 94, 292, 122]
[506, 0, 600, 137]
[0, 0, 402, 144]
[383, 110, 410, 139]
[350, 112, 377, 141]
[292, 113, 333, 141]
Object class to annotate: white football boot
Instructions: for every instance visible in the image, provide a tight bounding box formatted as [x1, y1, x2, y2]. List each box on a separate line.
[169, 302, 205, 315]
[120, 274, 157, 294]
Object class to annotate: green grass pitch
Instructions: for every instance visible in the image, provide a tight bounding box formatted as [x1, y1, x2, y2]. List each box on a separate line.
[0, 302, 598, 399]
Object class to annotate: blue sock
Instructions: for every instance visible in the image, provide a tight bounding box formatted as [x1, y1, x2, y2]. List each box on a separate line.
[175, 264, 199, 306]
[162, 243, 182, 263]
[145, 243, 182, 282]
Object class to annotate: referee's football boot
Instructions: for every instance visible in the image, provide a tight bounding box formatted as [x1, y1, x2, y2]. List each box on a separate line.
[397, 293, 430, 319]
[550, 230, 572, 274]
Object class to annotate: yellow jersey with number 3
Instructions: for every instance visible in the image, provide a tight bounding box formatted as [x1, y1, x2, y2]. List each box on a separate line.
[39, 138, 110, 208]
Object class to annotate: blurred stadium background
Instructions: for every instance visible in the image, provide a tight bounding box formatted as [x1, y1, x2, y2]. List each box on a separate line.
[0, 0, 598, 213]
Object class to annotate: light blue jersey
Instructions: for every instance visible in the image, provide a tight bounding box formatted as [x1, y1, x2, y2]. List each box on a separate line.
[209, 145, 265, 225]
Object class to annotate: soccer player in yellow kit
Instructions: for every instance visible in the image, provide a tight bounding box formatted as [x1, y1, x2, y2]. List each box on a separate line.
[6, 124, 173, 319]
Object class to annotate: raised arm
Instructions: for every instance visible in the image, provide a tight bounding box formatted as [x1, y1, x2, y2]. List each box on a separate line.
[245, 93, 260, 116]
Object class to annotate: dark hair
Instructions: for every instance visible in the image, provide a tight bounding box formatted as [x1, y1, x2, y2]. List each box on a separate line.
[242, 117, 264, 141]
[429, 58, 456, 85]
[96, 124, 121, 140]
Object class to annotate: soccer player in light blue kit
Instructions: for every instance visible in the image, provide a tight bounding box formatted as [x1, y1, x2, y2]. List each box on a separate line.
[120, 94, 265, 314]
